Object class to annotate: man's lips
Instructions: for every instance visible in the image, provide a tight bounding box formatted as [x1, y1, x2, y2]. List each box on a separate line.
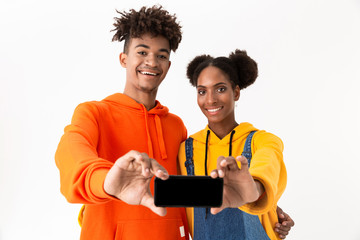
[138, 70, 160, 76]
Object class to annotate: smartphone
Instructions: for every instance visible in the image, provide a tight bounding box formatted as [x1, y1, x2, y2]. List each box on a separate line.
[154, 175, 223, 207]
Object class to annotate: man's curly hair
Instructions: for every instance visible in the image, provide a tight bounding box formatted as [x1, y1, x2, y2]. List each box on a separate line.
[111, 5, 182, 53]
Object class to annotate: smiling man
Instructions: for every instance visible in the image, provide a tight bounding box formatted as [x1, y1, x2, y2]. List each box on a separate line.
[120, 33, 171, 109]
[55, 6, 189, 240]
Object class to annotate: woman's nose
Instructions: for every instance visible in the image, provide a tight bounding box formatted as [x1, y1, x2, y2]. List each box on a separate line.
[206, 91, 217, 104]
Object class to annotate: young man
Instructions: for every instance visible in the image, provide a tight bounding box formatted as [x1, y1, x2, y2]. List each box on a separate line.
[55, 6, 189, 240]
[55, 5, 294, 240]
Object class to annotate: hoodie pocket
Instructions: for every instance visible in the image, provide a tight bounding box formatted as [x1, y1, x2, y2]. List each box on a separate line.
[115, 218, 187, 240]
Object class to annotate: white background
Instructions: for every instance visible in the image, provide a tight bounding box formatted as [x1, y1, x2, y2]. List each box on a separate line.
[1, 0, 360, 239]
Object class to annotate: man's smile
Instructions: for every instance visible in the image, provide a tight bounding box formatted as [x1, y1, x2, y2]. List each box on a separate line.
[138, 70, 159, 76]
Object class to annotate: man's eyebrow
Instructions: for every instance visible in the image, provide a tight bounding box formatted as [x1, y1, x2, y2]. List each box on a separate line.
[135, 44, 150, 49]
[159, 48, 170, 54]
[135, 44, 170, 54]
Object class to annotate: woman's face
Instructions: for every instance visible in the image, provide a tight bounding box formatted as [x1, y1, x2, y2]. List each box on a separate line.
[196, 66, 240, 127]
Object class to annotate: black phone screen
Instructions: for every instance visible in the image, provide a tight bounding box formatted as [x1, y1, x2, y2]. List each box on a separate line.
[154, 175, 223, 207]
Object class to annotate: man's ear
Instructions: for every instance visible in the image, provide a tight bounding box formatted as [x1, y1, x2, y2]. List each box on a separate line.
[168, 61, 171, 71]
[234, 85, 240, 101]
[119, 52, 127, 68]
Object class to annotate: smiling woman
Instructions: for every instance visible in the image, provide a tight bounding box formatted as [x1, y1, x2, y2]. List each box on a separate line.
[188, 51, 257, 139]
[196, 65, 239, 139]
[178, 50, 289, 240]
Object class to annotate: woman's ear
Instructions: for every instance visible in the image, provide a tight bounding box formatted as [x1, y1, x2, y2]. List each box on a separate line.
[119, 52, 127, 68]
[234, 85, 240, 101]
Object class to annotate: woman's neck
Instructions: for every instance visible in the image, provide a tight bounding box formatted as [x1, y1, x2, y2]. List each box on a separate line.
[208, 121, 238, 139]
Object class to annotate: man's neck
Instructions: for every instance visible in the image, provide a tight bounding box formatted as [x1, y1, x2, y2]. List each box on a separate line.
[123, 88, 158, 111]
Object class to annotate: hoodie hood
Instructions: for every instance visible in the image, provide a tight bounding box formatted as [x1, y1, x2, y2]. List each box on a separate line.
[190, 122, 259, 178]
[190, 122, 258, 146]
[103, 93, 169, 160]
[103, 93, 169, 116]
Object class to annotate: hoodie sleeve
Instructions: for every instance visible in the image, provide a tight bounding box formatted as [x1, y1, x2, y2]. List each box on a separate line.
[55, 102, 114, 204]
[239, 130, 287, 215]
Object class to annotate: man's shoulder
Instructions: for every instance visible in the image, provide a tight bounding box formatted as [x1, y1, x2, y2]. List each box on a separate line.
[163, 111, 185, 126]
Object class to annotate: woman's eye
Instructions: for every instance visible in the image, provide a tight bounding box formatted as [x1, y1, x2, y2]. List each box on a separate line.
[138, 51, 146, 55]
[217, 87, 226, 93]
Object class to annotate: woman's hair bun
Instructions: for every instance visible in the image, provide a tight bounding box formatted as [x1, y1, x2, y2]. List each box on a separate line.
[186, 55, 213, 86]
[229, 49, 258, 89]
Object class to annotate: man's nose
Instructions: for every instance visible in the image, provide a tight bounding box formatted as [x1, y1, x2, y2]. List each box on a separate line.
[145, 54, 158, 67]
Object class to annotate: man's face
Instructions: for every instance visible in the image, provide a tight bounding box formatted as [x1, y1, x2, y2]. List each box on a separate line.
[120, 34, 171, 96]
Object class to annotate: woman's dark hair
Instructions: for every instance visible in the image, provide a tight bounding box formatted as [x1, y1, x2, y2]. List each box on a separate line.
[111, 5, 182, 53]
[186, 49, 258, 90]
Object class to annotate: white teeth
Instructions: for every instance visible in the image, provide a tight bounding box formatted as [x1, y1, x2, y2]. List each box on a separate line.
[141, 71, 158, 76]
[207, 107, 222, 112]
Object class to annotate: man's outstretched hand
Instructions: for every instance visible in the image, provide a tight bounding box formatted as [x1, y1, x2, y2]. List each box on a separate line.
[275, 206, 295, 239]
[104, 150, 169, 216]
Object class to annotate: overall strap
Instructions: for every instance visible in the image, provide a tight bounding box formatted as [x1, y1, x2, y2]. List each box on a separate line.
[241, 131, 257, 166]
[184, 137, 194, 176]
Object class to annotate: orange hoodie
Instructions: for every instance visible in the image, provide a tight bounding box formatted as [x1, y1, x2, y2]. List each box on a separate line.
[55, 93, 189, 240]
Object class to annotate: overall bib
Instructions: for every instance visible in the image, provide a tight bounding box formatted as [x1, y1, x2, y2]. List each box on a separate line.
[184, 131, 270, 240]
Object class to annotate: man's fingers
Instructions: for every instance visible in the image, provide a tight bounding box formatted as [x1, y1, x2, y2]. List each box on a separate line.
[140, 192, 167, 216]
[130, 152, 168, 179]
[154, 169, 169, 180]
[283, 213, 295, 227]
[137, 153, 152, 177]
[149, 158, 169, 180]
[276, 223, 291, 232]
[275, 227, 289, 238]
[114, 150, 139, 168]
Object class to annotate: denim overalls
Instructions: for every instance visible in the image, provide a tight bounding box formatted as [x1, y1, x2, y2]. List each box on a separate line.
[184, 131, 270, 240]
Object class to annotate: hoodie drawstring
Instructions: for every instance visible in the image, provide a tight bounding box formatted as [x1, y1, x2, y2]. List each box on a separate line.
[204, 130, 210, 219]
[155, 115, 167, 160]
[204, 130, 210, 176]
[229, 130, 236, 156]
[140, 105, 167, 160]
[204, 129, 235, 219]
[141, 105, 154, 158]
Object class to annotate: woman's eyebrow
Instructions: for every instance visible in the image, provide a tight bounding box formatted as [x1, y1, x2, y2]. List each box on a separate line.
[197, 82, 227, 88]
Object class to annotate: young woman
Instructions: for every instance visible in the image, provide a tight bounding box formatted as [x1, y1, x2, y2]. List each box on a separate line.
[178, 50, 291, 239]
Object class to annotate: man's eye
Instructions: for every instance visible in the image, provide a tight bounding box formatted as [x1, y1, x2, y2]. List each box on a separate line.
[138, 51, 146, 55]
[158, 55, 168, 59]
[198, 90, 205, 95]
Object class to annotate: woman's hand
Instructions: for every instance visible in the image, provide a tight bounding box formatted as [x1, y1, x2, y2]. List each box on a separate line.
[210, 155, 263, 214]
